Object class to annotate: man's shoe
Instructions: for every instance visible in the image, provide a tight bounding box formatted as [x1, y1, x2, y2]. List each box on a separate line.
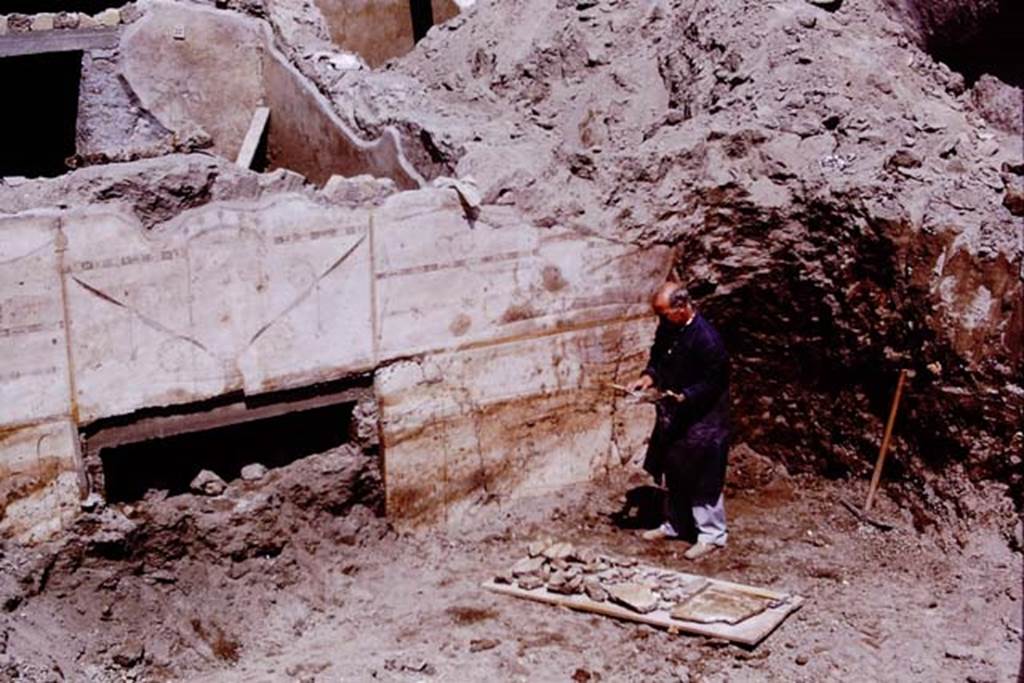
[683, 542, 720, 560]
[641, 522, 679, 541]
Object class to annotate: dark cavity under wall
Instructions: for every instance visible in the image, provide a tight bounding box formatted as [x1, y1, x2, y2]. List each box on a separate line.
[0, 51, 82, 178]
[98, 401, 355, 502]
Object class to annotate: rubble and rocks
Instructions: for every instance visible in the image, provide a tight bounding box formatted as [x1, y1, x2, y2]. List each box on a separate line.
[500, 541, 766, 619]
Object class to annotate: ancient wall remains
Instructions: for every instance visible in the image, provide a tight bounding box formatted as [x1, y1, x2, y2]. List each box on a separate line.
[315, 0, 465, 67]
[0, 186, 670, 541]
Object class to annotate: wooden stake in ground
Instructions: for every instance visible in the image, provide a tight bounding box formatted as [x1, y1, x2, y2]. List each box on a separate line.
[864, 369, 909, 513]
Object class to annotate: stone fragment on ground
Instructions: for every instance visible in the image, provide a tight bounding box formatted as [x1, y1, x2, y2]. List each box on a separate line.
[517, 574, 545, 591]
[190, 469, 227, 496]
[469, 638, 500, 653]
[542, 542, 575, 560]
[527, 540, 549, 557]
[583, 577, 608, 602]
[607, 582, 659, 614]
[241, 463, 268, 481]
[547, 569, 583, 595]
[111, 640, 145, 669]
[511, 556, 546, 577]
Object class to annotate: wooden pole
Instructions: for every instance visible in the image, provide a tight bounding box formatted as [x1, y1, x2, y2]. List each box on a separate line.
[864, 369, 908, 513]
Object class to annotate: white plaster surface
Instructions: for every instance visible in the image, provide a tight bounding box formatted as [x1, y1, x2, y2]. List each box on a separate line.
[0, 187, 671, 539]
[0, 214, 71, 426]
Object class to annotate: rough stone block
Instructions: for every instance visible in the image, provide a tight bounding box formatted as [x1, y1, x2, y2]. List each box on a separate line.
[94, 9, 121, 27]
[30, 13, 55, 31]
[53, 12, 80, 30]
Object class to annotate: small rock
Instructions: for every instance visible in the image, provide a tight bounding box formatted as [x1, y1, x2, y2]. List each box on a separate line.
[542, 542, 575, 561]
[795, 654, 809, 666]
[547, 571, 583, 595]
[189, 469, 226, 496]
[511, 556, 546, 577]
[120, 3, 144, 24]
[1003, 181, 1024, 217]
[885, 150, 922, 171]
[469, 638, 500, 653]
[7, 14, 31, 32]
[493, 569, 514, 585]
[112, 641, 145, 668]
[571, 669, 593, 683]
[30, 14, 55, 31]
[608, 583, 659, 614]
[78, 14, 99, 29]
[583, 577, 608, 602]
[517, 574, 545, 591]
[944, 645, 975, 660]
[527, 540, 549, 557]
[80, 492, 104, 512]
[966, 673, 997, 683]
[796, 13, 816, 28]
[240, 463, 268, 481]
[94, 9, 121, 27]
[54, 12, 80, 29]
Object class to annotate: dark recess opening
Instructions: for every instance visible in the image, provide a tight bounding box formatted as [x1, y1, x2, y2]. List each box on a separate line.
[925, 1, 1023, 87]
[1, 0, 122, 12]
[99, 402, 354, 503]
[0, 51, 81, 178]
[409, 0, 435, 43]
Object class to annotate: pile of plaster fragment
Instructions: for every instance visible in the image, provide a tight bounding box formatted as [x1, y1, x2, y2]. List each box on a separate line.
[494, 539, 709, 615]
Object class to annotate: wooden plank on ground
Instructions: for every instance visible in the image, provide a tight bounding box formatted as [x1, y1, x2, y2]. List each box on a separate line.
[483, 577, 803, 646]
[235, 106, 270, 169]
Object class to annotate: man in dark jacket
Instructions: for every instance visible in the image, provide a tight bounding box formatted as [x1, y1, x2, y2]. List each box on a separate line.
[629, 282, 730, 560]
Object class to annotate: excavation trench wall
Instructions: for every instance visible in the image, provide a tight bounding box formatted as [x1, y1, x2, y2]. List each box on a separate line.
[0, 179, 670, 542]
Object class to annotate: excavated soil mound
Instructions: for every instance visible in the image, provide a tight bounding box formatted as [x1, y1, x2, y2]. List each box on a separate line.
[0, 445, 382, 681]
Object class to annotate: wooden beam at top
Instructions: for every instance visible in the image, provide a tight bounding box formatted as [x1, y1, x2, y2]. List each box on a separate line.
[0, 28, 119, 58]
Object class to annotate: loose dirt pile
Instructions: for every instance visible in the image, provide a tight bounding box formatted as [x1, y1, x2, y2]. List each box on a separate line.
[1, 444, 1019, 681]
[0, 444, 382, 681]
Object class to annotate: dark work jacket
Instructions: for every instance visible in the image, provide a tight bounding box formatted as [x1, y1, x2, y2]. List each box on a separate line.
[642, 313, 730, 499]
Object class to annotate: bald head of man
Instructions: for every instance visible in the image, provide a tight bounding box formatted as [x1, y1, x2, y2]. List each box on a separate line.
[652, 282, 694, 326]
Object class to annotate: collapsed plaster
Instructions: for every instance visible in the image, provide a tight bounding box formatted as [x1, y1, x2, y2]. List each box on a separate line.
[0, 164, 670, 541]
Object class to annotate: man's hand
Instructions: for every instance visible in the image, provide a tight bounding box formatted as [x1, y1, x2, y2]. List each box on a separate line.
[629, 374, 654, 393]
